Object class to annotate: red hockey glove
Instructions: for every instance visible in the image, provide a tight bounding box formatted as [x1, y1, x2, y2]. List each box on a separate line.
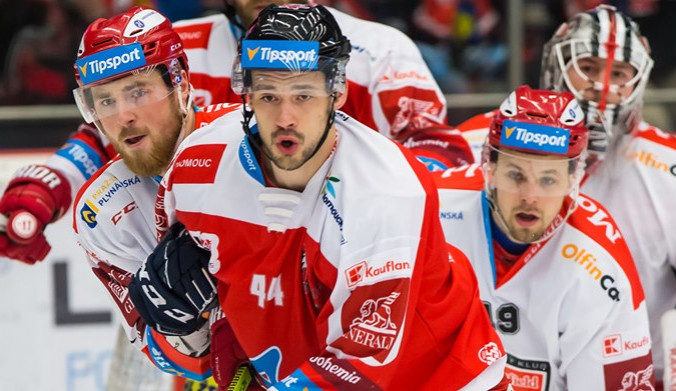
[209, 308, 264, 390]
[401, 128, 475, 170]
[0, 164, 71, 264]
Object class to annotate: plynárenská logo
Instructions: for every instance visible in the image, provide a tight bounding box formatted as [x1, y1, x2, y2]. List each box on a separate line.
[500, 119, 571, 155]
[76, 42, 146, 85]
[241, 40, 318, 70]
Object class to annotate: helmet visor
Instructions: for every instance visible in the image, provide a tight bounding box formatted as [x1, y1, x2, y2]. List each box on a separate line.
[483, 144, 584, 198]
[73, 64, 176, 124]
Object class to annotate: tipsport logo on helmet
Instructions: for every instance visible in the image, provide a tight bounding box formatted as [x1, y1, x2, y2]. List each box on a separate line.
[501, 120, 570, 155]
[242, 40, 318, 70]
[76, 43, 147, 85]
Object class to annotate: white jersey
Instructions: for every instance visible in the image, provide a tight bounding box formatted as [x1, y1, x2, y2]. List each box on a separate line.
[434, 165, 654, 390]
[73, 157, 159, 348]
[156, 109, 509, 390]
[71, 105, 240, 350]
[582, 124, 676, 382]
[458, 115, 676, 383]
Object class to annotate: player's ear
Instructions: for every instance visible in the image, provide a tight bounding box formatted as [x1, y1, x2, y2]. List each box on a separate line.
[333, 90, 348, 111]
[179, 70, 190, 100]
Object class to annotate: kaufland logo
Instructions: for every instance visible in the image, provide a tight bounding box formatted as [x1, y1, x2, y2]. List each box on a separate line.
[76, 43, 146, 84]
[501, 119, 570, 155]
[603, 334, 622, 357]
[345, 260, 412, 288]
[242, 40, 318, 70]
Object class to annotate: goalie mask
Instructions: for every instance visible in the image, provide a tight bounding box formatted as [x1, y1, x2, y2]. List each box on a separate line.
[540, 5, 652, 155]
[483, 86, 589, 244]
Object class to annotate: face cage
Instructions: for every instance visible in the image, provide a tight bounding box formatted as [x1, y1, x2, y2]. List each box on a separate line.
[231, 55, 348, 96]
[553, 38, 653, 142]
[73, 59, 185, 124]
[481, 144, 586, 244]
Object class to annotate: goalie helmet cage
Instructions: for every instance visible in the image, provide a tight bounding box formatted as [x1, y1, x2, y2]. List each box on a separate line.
[105, 326, 175, 391]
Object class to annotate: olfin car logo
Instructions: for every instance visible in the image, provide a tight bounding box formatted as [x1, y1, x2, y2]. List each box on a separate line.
[501, 119, 570, 155]
[80, 199, 100, 228]
[241, 40, 318, 70]
[75, 43, 146, 84]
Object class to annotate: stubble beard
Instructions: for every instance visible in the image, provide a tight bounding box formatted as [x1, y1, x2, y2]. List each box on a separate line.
[113, 105, 183, 177]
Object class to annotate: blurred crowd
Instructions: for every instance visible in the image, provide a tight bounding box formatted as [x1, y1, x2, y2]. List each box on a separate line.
[2, 0, 676, 124]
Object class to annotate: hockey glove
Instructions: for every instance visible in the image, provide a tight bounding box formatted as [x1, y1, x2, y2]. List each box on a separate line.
[128, 223, 218, 336]
[0, 164, 71, 264]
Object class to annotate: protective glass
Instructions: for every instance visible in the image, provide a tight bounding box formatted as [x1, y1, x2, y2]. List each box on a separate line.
[73, 64, 176, 124]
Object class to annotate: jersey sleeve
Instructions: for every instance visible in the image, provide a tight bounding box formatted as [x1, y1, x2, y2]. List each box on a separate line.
[45, 123, 116, 202]
[560, 276, 654, 389]
[72, 169, 210, 380]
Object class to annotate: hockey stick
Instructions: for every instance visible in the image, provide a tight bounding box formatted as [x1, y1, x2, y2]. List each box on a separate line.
[227, 364, 253, 391]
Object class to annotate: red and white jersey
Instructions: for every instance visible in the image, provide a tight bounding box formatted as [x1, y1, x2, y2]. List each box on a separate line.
[158, 109, 508, 390]
[434, 165, 654, 390]
[581, 123, 676, 382]
[71, 104, 239, 352]
[455, 110, 495, 162]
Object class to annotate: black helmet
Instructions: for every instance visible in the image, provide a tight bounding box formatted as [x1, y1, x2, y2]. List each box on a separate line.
[232, 3, 351, 95]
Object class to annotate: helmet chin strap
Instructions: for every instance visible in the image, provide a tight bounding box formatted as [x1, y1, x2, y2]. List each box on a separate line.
[172, 84, 195, 157]
[240, 93, 337, 170]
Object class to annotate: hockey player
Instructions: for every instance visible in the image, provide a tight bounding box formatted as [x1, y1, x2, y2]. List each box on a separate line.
[127, 4, 510, 390]
[436, 85, 654, 390]
[456, 5, 676, 386]
[0, 0, 472, 265]
[70, 7, 247, 386]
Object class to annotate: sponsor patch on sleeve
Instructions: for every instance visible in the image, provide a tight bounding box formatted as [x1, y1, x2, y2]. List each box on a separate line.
[169, 144, 226, 186]
[174, 22, 212, 50]
[603, 352, 654, 390]
[55, 139, 104, 179]
[332, 279, 409, 365]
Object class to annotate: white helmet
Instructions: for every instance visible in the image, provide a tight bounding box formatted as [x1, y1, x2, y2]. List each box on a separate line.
[540, 5, 653, 154]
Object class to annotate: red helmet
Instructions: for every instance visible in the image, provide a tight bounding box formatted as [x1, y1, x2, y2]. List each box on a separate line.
[74, 6, 188, 87]
[488, 85, 588, 158]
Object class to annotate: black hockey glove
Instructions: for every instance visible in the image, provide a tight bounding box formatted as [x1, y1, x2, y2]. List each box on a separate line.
[128, 223, 218, 336]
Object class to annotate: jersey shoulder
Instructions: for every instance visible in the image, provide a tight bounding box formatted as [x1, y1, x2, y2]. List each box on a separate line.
[634, 122, 676, 151]
[433, 164, 484, 191]
[566, 193, 645, 309]
[73, 158, 147, 232]
[454, 110, 496, 132]
[196, 103, 242, 128]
